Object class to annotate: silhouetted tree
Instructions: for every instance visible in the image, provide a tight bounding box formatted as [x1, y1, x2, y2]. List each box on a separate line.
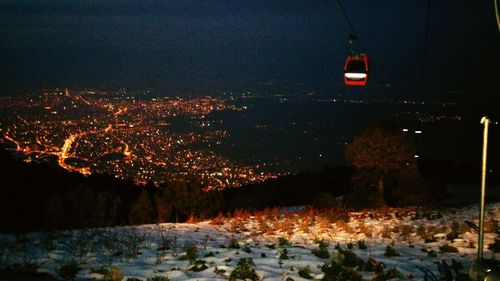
[129, 189, 154, 225]
[44, 194, 71, 229]
[155, 186, 173, 223]
[345, 124, 419, 207]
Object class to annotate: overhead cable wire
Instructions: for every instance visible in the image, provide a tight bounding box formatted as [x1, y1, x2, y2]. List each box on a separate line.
[421, 0, 431, 94]
[336, 0, 365, 53]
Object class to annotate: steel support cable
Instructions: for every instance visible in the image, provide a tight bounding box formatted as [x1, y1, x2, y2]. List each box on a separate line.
[495, 0, 500, 33]
[336, 0, 365, 53]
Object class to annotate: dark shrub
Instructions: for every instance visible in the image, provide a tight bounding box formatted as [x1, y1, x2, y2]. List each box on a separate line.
[230, 258, 258, 281]
[57, 261, 80, 280]
[311, 193, 340, 209]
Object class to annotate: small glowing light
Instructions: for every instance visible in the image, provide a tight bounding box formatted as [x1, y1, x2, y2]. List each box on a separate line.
[403, 128, 409, 132]
[415, 130, 422, 134]
[414, 155, 419, 158]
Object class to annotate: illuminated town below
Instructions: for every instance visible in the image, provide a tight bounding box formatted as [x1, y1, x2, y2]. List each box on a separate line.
[0, 89, 278, 189]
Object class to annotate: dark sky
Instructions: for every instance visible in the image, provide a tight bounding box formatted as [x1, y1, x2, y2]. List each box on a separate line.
[0, 0, 498, 101]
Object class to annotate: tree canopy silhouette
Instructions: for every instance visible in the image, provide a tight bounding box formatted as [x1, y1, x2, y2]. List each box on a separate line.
[346, 124, 416, 173]
[345, 124, 420, 208]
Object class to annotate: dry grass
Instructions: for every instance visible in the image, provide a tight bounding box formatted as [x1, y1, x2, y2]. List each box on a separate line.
[317, 216, 332, 232]
[399, 224, 413, 242]
[209, 212, 225, 226]
[233, 209, 251, 221]
[334, 219, 347, 232]
[206, 206, 481, 247]
[298, 218, 311, 234]
[229, 218, 244, 233]
[460, 222, 472, 234]
[357, 221, 373, 238]
[381, 225, 392, 239]
[484, 220, 498, 233]
[416, 224, 426, 237]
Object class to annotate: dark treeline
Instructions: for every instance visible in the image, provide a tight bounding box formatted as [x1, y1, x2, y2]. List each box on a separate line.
[222, 167, 351, 210]
[0, 143, 488, 233]
[0, 144, 352, 233]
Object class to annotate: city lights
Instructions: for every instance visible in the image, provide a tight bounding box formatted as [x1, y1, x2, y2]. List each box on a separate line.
[0, 90, 275, 189]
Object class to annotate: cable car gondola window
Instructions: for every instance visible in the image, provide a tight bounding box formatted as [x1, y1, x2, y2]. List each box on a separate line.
[346, 60, 366, 73]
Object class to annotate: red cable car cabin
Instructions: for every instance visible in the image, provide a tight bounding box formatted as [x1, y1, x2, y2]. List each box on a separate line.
[343, 54, 369, 86]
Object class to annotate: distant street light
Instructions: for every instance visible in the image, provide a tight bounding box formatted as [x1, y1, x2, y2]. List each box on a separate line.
[402, 128, 422, 158]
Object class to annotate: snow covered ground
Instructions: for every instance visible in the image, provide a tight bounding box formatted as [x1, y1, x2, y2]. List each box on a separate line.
[0, 203, 499, 281]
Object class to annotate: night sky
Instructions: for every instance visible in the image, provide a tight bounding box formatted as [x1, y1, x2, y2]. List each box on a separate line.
[0, 1, 499, 102]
